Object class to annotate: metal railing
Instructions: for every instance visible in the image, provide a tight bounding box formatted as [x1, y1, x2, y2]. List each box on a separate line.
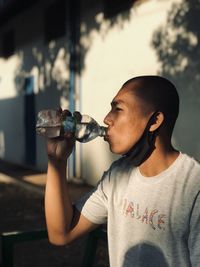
[1, 229, 48, 267]
[1, 227, 107, 267]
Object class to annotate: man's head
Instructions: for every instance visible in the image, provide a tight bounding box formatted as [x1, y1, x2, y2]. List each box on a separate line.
[104, 75, 179, 156]
[122, 76, 179, 136]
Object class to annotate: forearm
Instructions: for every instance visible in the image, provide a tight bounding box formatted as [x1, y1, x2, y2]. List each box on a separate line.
[45, 159, 73, 245]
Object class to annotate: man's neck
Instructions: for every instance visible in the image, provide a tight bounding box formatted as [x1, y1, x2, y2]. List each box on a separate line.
[139, 142, 179, 177]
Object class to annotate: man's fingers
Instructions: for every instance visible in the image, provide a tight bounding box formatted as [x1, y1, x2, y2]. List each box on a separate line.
[56, 107, 63, 115]
[55, 108, 81, 123]
[73, 111, 82, 122]
[62, 109, 72, 117]
[63, 132, 74, 139]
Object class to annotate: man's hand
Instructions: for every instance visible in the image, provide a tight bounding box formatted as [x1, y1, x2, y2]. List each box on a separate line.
[46, 108, 76, 163]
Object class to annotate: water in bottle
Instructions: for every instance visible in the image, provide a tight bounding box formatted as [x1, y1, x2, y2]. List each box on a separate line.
[36, 109, 107, 143]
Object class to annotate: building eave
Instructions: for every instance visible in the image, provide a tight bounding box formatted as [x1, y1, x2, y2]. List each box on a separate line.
[0, 0, 38, 27]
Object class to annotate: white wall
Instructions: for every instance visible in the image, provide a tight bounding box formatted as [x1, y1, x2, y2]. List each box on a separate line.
[0, 96, 24, 163]
[0, 0, 71, 170]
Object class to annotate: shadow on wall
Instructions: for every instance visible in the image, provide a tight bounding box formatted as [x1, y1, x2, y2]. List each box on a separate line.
[152, 0, 200, 159]
[0, 0, 134, 169]
[0, 36, 69, 165]
[14, 40, 70, 104]
[79, 0, 133, 71]
[0, 0, 135, 97]
[122, 242, 169, 267]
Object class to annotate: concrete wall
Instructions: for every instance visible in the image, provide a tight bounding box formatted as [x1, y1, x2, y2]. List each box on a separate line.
[0, 0, 71, 170]
[0, 0, 199, 186]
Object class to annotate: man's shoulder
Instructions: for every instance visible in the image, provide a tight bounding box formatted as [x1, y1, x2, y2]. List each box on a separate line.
[182, 153, 200, 171]
[180, 153, 200, 192]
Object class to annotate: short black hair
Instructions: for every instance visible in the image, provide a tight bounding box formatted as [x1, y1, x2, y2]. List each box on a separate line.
[123, 75, 179, 135]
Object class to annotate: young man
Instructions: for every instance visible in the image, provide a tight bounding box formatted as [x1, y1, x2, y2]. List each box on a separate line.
[45, 76, 200, 267]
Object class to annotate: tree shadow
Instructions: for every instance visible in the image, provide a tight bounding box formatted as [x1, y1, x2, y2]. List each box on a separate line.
[151, 0, 200, 158]
[0, 1, 133, 169]
[0, 1, 134, 98]
[13, 40, 70, 103]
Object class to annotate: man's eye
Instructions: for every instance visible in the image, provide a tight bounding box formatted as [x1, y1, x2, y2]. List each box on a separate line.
[116, 107, 122, 111]
[111, 106, 123, 112]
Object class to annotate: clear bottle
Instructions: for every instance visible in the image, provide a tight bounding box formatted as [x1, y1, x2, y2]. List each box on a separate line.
[36, 109, 107, 143]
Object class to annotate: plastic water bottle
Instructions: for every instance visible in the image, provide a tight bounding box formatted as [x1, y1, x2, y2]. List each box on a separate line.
[36, 110, 107, 143]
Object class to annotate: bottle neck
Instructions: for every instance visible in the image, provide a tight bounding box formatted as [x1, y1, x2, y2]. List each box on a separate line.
[99, 126, 107, 137]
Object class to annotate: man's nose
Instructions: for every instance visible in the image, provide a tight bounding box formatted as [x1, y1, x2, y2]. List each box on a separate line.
[103, 113, 112, 126]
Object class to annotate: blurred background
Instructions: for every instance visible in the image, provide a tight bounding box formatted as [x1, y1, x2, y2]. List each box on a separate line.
[0, 0, 199, 266]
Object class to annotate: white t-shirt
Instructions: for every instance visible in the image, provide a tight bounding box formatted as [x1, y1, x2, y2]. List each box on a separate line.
[76, 153, 200, 267]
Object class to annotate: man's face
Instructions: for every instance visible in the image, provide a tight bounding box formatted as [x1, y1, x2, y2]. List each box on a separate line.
[104, 84, 150, 155]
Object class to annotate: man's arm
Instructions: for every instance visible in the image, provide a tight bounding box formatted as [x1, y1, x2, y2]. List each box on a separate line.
[45, 158, 99, 245]
[44, 109, 100, 245]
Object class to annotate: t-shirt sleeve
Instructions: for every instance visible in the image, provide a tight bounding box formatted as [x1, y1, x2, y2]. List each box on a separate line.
[74, 171, 110, 224]
[188, 191, 200, 265]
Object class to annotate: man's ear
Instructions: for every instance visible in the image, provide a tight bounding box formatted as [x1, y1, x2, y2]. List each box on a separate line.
[149, 111, 164, 132]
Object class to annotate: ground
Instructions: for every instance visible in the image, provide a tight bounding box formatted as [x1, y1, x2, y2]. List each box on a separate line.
[0, 160, 109, 267]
